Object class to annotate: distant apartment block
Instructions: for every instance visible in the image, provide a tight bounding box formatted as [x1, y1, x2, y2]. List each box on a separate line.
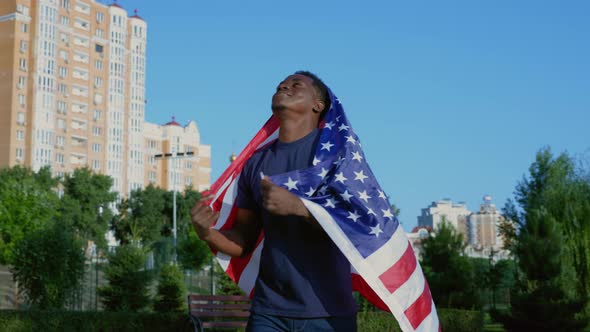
[414, 196, 510, 260]
[0, 0, 210, 195]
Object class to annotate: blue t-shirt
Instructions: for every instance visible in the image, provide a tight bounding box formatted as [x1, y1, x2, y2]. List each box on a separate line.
[236, 129, 357, 318]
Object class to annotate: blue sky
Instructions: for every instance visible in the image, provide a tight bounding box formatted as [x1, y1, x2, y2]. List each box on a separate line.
[108, 0, 589, 229]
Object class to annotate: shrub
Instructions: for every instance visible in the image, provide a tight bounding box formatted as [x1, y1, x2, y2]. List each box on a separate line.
[153, 264, 186, 313]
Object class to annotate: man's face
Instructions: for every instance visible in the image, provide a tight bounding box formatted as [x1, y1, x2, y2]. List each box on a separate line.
[271, 74, 319, 116]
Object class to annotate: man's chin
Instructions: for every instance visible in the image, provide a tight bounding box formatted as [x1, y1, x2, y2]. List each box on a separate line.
[271, 104, 287, 112]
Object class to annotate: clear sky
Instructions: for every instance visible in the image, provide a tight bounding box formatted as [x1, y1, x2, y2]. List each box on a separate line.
[107, 0, 589, 229]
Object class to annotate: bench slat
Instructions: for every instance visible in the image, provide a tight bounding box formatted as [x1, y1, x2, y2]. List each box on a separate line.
[190, 303, 251, 311]
[191, 311, 250, 318]
[188, 295, 250, 302]
[202, 321, 248, 328]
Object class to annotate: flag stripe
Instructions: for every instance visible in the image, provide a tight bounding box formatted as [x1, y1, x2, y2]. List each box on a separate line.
[379, 242, 417, 293]
[415, 301, 439, 332]
[364, 224, 408, 276]
[405, 285, 434, 330]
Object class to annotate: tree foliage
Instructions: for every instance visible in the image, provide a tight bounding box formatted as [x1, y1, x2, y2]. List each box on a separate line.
[153, 264, 186, 313]
[495, 148, 589, 331]
[420, 219, 483, 309]
[112, 184, 166, 245]
[0, 166, 59, 264]
[98, 245, 153, 311]
[11, 222, 85, 309]
[60, 168, 117, 249]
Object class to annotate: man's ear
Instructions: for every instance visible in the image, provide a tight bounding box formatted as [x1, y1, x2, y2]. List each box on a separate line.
[312, 100, 325, 114]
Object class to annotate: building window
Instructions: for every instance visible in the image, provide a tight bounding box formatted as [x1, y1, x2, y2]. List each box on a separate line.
[59, 66, 67, 78]
[57, 118, 65, 129]
[57, 101, 67, 114]
[93, 110, 102, 120]
[185, 177, 193, 186]
[92, 143, 101, 153]
[56, 153, 64, 164]
[185, 161, 192, 169]
[20, 40, 27, 52]
[16, 148, 24, 160]
[21, 23, 28, 33]
[16, 130, 24, 140]
[16, 4, 30, 16]
[18, 94, 25, 106]
[94, 77, 102, 88]
[96, 12, 104, 24]
[92, 126, 102, 136]
[95, 60, 103, 70]
[95, 28, 104, 38]
[17, 112, 25, 125]
[58, 83, 68, 95]
[60, 16, 69, 26]
[149, 171, 156, 183]
[56, 136, 65, 146]
[19, 58, 27, 71]
[61, 0, 70, 9]
[17, 76, 26, 89]
[95, 44, 103, 53]
[92, 160, 100, 170]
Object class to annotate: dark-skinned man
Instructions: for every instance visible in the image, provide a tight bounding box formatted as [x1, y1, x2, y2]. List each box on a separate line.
[191, 71, 357, 332]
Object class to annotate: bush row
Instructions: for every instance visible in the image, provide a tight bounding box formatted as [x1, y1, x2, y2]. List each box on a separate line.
[0, 308, 483, 332]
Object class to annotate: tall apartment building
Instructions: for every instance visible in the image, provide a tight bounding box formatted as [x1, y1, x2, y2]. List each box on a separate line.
[417, 198, 471, 241]
[0, 0, 210, 195]
[144, 118, 211, 192]
[467, 195, 505, 249]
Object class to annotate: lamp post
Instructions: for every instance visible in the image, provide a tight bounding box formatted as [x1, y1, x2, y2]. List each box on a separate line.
[154, 151, 195, 264]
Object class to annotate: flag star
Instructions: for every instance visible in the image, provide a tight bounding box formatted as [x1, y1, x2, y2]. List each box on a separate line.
[340, 190, 353, 202]
[345, 135, 356, 145]
[370, 224, 384, 237]
[324, 121, 335, 130]
[312, 157, 321, 166]
[305, 187, 316, 197]
[378, 190, 387, 199]
[324, 197, 337, 209]
[354, 170, 368, 183]
[335, 172, 347, 184]
[317, 167, 329, 179]
[321, 141, 335, 152]
[382, 208, 394, 219]
[283, 177, 298, 191]
[367, 208, 377, 216]
[336, 115, 341, 121]
[347, 210, 361, 222]
[338, 124, 350, 132]
[333, 156, 345, 166]
[351, 151, 363, 162]
[358, 190, 372, 203]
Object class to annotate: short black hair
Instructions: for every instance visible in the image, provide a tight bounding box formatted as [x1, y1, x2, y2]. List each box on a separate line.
[294, 70, 331, 118]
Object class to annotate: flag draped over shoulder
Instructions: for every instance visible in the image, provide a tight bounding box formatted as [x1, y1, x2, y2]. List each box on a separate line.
[204, 89, 440, 332]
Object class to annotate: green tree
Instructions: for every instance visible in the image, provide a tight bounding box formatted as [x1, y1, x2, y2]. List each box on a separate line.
[177, 230, 212, 271]
[153, 264, 186, 312]
[60, 168, 117, 249]
[0, 166, 59, 264]
[112, 184, 166, 245]
[11, 222, 85, 309]
[495, 148, 589, 330]
[420, 219, 482, 309]
[98, 245, 153, 311]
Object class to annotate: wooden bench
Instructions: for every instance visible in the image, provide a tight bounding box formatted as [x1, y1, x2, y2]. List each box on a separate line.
[187, 294, 251, 332]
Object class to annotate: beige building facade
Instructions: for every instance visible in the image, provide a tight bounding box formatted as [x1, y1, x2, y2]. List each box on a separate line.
[0, 0, 210, 196]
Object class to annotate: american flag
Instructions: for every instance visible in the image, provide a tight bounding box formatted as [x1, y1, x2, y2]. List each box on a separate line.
[205, 89, 440, 332]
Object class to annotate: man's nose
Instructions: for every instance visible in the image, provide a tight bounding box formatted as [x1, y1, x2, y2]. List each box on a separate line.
[278, 83, 289, 91]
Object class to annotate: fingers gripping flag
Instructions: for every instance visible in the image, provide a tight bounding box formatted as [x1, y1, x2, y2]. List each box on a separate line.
[204, 90, 440, 332]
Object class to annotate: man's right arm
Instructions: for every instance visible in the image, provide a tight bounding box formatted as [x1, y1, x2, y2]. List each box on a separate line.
[191, 196, 262, 258]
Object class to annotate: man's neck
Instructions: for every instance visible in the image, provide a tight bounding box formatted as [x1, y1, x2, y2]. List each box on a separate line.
[277, 116, 317, 143]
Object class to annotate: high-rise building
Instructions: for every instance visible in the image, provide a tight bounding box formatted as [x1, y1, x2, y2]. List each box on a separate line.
[0, 0, 210, 195]
[144, 118, 211, 192]
[467, 195, 505, 249]
[417, 198, 471, 241]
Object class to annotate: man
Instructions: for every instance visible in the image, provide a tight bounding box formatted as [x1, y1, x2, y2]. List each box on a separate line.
[191, 71, 357, 332]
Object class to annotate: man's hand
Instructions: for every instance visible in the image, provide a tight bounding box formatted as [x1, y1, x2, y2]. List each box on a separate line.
[190, 195, 219, 240]
[261, 176, 308, 217]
